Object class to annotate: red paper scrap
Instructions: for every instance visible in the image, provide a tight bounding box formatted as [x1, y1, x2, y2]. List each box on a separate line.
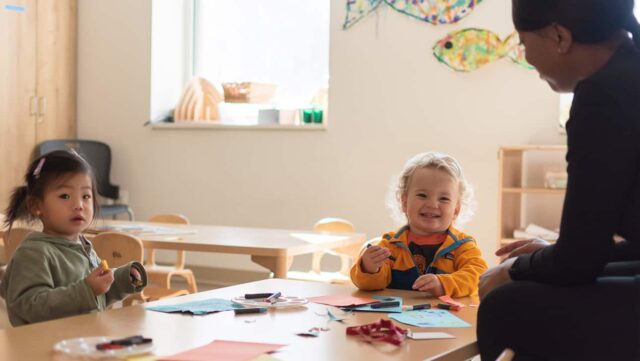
[438, 295, 466, 308]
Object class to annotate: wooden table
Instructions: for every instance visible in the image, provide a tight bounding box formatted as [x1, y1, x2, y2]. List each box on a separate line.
[89, 220, 367, 279]
[0, 279, 479, 361]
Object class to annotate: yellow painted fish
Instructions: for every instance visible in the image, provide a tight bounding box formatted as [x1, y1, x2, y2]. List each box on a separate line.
[344, 0, 484, 29]
[433, 28, 533, 72]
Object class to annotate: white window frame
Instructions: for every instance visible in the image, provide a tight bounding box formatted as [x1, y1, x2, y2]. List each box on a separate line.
[150, 0, 329, 131]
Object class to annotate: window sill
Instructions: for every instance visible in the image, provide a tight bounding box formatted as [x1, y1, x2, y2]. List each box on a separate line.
[150, 122, 327, 131]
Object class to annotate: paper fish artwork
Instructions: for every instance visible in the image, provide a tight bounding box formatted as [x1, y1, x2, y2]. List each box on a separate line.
[344, 0, 484, 29]
[433, 29, 533, 72]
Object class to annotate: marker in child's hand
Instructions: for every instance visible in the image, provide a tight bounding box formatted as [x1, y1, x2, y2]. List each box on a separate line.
[366, 244, 397, 261]
[100, 260, 109, 275]
[130, 267, 144, 287]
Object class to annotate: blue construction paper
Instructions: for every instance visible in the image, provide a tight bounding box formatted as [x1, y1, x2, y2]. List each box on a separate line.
[344, 296, 403, 313]
[4, 4, 25, 12]
[146, 298, 243, 315]
[390, 309, 471, 328]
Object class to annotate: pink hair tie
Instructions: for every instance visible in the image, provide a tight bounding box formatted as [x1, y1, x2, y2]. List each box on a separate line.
[33, 158, 46, 179]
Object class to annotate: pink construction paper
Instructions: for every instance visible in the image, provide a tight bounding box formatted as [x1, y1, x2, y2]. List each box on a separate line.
[159, 340, 285, 361]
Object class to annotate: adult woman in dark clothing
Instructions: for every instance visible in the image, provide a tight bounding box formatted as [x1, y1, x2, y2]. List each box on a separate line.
[477, 0, 640, 359]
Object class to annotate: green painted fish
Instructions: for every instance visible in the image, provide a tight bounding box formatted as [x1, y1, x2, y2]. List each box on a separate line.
[433, 28, 533, 72]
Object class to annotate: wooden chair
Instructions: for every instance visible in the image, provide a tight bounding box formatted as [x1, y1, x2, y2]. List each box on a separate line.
[287, 218, 361, 284]
[0, 227, 33, 280]
[2, 228, 33, 263]
[144, 214, 197, 293]
[91, 232, 188, 306]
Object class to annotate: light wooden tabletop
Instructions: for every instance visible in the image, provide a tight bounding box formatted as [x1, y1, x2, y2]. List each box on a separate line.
[91, 220, 366, 258]
[0, 279, 479, 361]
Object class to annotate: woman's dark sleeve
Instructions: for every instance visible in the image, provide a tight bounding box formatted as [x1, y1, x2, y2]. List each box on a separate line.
[511, 81, 638, 285]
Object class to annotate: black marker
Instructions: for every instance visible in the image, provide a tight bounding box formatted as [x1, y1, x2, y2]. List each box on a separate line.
[366, 244, 397, 261]
[96, 335, 152, 350]
[234, 307, 268, 315]
[437, 303, 460, 311]
[370, 301, 401, 309]
[244, 293, 273, 299]
[403, 303, 431, 311]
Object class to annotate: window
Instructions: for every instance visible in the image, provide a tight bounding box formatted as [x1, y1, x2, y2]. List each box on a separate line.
[192, 0, 330, 126]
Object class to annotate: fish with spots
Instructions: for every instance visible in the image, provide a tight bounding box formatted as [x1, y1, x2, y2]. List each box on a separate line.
[344, 0, 484, 29]
[432, 28, 533, 72]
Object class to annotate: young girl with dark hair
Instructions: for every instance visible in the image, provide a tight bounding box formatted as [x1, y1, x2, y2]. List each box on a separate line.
[478, 0, 640, 359]
[0, 151, 147, 326]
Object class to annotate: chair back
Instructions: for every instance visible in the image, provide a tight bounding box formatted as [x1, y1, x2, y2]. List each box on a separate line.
[91, 232, 143, 267]
[38, 139, 119, 200]
[313, 218, 355, 233]
[148, 214, 189, 225]
[3, 228, 33, 262]
[147, 214, 190, 268]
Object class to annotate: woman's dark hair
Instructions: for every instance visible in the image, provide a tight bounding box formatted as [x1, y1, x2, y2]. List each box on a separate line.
[3, 150, 99, 232]
[512, 0, 640, 48]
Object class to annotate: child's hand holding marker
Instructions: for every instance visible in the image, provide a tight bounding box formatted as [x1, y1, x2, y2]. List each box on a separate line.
[361, 244, 396, 274]
[130, 267, 143, 287]
[87, 260, 114, 296]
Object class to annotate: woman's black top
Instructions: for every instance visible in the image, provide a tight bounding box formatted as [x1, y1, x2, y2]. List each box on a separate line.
[511, 40, 640, 285]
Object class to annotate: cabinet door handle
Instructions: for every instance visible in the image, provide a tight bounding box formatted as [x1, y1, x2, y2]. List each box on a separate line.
[39, 96, 46, 116]
[37, 96, 46, 123]
[30, 96, 38, 116]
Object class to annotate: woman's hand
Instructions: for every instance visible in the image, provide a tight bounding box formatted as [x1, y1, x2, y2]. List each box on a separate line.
[479, 258, 515, 300]
[361, 246, 391, 274]
[412, 274, 445, 296]
[496, 238, 550, 262]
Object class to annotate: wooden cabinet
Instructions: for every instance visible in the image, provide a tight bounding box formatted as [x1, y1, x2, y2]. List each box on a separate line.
[497, 145, 567, 249]
[0, 0, 76, 210]
[36, 0, 77, 142]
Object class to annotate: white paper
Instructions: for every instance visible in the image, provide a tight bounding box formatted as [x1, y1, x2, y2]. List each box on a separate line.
[407, 332, 455, 340]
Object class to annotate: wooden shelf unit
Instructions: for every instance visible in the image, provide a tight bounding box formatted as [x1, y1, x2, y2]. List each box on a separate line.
[497, 145, 568, 249]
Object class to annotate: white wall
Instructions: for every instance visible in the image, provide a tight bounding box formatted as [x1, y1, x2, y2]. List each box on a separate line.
[78, 0, 565, 272]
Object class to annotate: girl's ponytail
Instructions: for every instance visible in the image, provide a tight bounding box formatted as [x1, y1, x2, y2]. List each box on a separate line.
[624, 14, 640, 49]
[4, 186, 31, 233]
